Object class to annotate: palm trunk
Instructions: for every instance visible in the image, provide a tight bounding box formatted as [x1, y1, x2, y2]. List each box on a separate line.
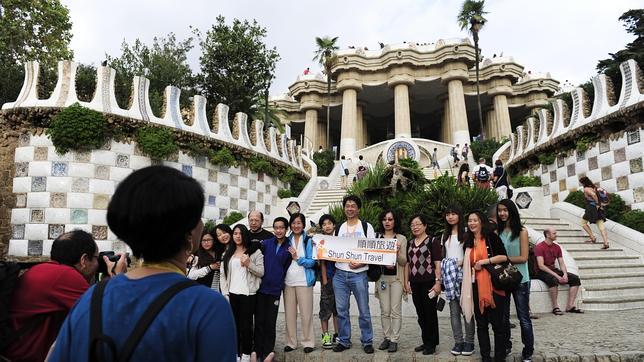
[473, 32, 485, 140]
[326, 75, 331, 153]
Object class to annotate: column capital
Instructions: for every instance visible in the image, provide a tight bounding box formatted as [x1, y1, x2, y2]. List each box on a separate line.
[387, 74, 415, 88]
[337, 79, 363, 92]
[488, 86, 513, 97]
[441, 69, 469, 84]
[299, 93, 323, 111]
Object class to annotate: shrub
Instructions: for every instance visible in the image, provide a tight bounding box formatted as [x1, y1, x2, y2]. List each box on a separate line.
[277, 189, 293, 199]
[47, 103, 108, 154]
[511, 175, 541, 188]
[279, 167, 298, 184]
[575, 135, 598, 153]
[312, 150, 335, 176]
[135, 125, 178, 159]
[290, 177, 308, 197]
[223, 211, 244, 225]
[620, 210, 644, 233]
[209, 147, 237, 167]
[329, 200, 383, 230]
[471, 138, 503, 165]
[537, 153, 556, 165]
[248, 156, 272, 175]
[564, 190, 628, 222]
[203, 220, 216, 234]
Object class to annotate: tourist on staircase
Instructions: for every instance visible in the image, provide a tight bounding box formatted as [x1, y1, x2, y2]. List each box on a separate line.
[457, 163, 470, 186]
[473, 158, 494, 189]
[462, 211, 510, 362]
[439, 205, 475, 357]
[340, 155, 350, 189]
[254, 217, 293, 361]
[578, 176, 610, 249]
[404, 214, 442, 356]
[220, 224, 264, 362]
[283, 213, 317, 353]
[375, 210, 408, 353]
[318, 214, 339, 349]
[497, 200, 534, 362]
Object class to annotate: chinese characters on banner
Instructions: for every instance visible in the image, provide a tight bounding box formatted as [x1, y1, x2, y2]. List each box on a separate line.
[312, 235, 399, 266]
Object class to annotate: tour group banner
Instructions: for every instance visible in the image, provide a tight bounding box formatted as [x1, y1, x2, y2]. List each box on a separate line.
[312, 235, 399, 266]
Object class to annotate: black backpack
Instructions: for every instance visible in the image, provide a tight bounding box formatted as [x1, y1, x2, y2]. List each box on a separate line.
[334, 220, 382, 282]
[89, 278, 198, 362]
[476, 167, 490, 182]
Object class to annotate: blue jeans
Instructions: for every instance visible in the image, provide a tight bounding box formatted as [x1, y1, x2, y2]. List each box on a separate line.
[504, 281, 534, 359]
[333, 269, 373, 347]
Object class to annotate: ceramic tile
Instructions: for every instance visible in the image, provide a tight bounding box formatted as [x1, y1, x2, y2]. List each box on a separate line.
[567, 164, 575, 177]
[230, 175, 238, 186]
[71, 209, 88, 224]
[12, 224, 25, 239]
[50, 192, 67, 208]
[48, 224, 65, 239]
[220, 184, 228, 196]
[240, 188, 247, 199]
[598, 140, 610, 153]
[208, 169, 218, 182]
[15, 193, 27, 208]
[92, 225, 108, 240]
[601, 166, 612, 181]
[72, 177, 89, 192]
[31, 209, 45, 223]
[264, 205, 271, 216]
[588, 156, 598, 170]
[51, 162, 68, 176]
[240, 167, 248, 178]
[95, 165, 110, 180]
[15, 162, 29, 177]
[630, 158, 643, 174]
[74, 151, 91, 163]
[27, 240, 43, 256]
[196, 156, 206, 168]
[18, 133, 30, 147]
[93, 194, 110, 209]
[208, 196, 216, 206]
[31, 176, 46, 192]
[116, 154, 130, 168]
[182, 165, 192, 177]
[34, 147, 48, 161]
[617, 176, 629, 191]
[249, 180, 257, 190]
[230, 198, 238, 210]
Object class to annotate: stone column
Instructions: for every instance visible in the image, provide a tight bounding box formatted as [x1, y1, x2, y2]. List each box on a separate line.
[394, 84, 411, 138]
[447, 78, 471, 146]
[441, 97, 451, 144]
[485, 109, 497, 140]
[355, 105, 364, 150]
[317, 120, 327, 149]
[304, 109, 318, 150]
[493, 94, 512, 139]
[339, 88, 358, 157]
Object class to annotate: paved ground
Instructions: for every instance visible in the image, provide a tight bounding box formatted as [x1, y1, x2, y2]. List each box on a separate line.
[270, 309, 644, 361]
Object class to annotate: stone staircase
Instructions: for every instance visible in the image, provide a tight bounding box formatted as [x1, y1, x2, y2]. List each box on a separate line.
[305, 178, 346, 216]
[522, 216, 644, 311]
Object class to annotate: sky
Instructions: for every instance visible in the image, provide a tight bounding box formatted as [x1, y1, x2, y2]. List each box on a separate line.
[61, 0, 640, 95]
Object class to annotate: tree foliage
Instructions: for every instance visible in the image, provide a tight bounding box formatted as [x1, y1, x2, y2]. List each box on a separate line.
[471, 138, 503, 165]
[106, 33, 196, 115]
[197, 16, 280, 118]
[0, 0, 73, 105]
[456, 0, 488, 33]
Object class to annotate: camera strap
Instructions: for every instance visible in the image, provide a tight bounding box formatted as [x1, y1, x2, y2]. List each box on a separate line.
[89, 278, 198, 362]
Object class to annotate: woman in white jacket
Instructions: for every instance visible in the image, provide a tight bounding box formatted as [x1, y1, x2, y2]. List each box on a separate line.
[187, 224, 230, 291]
[220, 224, 264, 362]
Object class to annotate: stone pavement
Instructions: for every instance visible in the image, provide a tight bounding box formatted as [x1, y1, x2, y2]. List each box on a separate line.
[271, 310, 644, 361]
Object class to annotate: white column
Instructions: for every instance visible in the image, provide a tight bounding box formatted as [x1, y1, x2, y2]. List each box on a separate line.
[447, 79, 471, 146]
[394, 83, 411, 138]
[493, 94, 512, 139]
[340, 88, 358, 158]
[355, 105, 364, 150]
[304, 109, 318, 150]
[317, 120, 327, 149]
[441, 97, 451, 144]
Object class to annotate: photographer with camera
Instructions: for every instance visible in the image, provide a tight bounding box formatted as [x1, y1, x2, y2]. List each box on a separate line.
[3, 230, 127, 362]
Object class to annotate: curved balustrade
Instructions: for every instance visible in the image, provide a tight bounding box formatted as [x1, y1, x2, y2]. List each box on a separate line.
[1, 60, 309, 177]
[499, 59, 644, 167]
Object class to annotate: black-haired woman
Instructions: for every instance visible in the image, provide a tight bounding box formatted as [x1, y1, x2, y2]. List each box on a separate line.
[220, 224, 264, 362]
[375, 210, 408, 353]
[283, 213, 317, 353]
[404, 214, 442, 355]
[440, 205, 475, 356]
[497, 199, 533, 361]
[462, 212, 510, 362]
[457, 163, 470, 186]
[188, 227, 228, 292]
[579, 176, 609, 249]
[50, 165, 237, 361]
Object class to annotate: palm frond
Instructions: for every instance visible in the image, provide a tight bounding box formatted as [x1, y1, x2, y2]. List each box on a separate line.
[457, 0, 488, 32]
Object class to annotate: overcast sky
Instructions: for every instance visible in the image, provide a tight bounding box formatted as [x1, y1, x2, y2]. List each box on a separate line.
[61, 0, 640, 95]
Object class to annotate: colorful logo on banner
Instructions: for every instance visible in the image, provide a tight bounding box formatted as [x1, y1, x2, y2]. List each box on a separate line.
[312, 235, 399, 266]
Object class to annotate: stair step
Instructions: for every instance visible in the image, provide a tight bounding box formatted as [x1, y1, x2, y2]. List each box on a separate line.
[579, 264, 644, 273]
[583, 282, 644, 299]
[575, 256, 641, 267]
[582, 293, 644, 311]
[580, 271, 644, 287]
[565, 249, 625, 257]
[560, 243, 624, 251]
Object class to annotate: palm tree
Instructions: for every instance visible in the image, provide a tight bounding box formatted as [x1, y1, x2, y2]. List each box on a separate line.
[457, 0, 488, 140]
[250, 95, 286, 132]
[313, 36, 339, 150]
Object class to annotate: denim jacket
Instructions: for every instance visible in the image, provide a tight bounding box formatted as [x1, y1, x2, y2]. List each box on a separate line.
[287, 233, 317, 287]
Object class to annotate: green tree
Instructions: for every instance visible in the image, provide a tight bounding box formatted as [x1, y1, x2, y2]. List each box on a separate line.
[75, 63, 97, 102]
[249, 95, 285, 131]
[457, 0, 488, 139]
[197, 16, 280, 118]
[596, 9, 644, 98]
[0, 0, 73, 105]
[313, 36, 339, 149]
[106, 33, 196, 115]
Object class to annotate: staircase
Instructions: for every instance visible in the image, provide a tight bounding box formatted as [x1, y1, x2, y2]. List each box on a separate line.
[422, 167, 455, 180]
[522, 216, 644, 311]
[305, 178, 346, 216]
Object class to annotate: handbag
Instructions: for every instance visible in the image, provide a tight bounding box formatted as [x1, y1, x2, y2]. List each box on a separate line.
[485, 261, 522, 291]
[344, 168, 349, 176]
[367, 264, 383, 282]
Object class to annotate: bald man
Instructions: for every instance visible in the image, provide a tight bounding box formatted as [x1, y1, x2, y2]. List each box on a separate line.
[248, 210, 274, 247]
[534, 228, 583, 315]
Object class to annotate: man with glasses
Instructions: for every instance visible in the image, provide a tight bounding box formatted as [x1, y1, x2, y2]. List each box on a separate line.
[4, 230, 126, 361]
[333, 195, 376, 354]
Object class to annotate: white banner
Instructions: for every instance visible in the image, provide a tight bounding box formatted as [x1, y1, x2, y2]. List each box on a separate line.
[312, 235, 399, 266]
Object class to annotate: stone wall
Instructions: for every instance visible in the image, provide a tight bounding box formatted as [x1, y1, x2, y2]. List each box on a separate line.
[6, 133, 289, 258]
[527, 128, 643, 210]
[0, 126, 19, 257]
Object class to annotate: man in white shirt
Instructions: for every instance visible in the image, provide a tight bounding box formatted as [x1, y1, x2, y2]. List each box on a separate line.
[333, 195, 376, 354]
[472, 158, 494, 189]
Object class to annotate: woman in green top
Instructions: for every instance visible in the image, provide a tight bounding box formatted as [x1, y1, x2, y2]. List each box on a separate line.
[496, 199, 533, 362]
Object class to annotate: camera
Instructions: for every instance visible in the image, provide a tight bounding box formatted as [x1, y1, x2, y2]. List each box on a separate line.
[97, 251, 131, 276]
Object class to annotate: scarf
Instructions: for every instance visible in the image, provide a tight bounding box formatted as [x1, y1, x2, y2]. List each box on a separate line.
[472, 237, 496, 314]
[461, 248, 474, 323]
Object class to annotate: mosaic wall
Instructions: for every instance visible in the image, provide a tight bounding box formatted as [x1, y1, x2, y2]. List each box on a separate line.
[528, 128, 644, 210]
[8, 133, 286, 257]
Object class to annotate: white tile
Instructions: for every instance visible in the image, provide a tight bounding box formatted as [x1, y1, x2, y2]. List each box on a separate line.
[42, 240, 54, 256]
[216, 196, 230, 209]
[178, 152, 195, 165]
[229, 187, 240, 199]
[14, 147, 34, 162]
[629, 172, 644, 189]
[110, 167, 133, 182]
[162, 161, 180, 170]
[11, 209, 29, 224]
[68, 162, 95, 178]
[599, 179, 617, 193]
[616, 190, 634, 204]
[203, 206, 218, 220]
[611, 136, 627, 149]
[47, 177, 72, 192]
[91, 150, 117, 166]
[248, 190, 258, 202]
[29, 134, 54, 147]
[612, 162, 630, 178]
[129, 155, 151, 170]
[238, 177, 249, 189]
[24, 224, 48, 240]
[586, 169, 601, 183]
[45, 208, 71, 224]
[626, 141, 643, 160]
[27, 192, 51, 207]
[192, 167, 208, 182]
[228, 166, 241, 176]
[218, 173, 230, 184]
[13, 177, 31, 193]
[110, 141, 135, 155]
[28, 161, 52, 176]
[88, 209, 108, 225]
[597, 152, 614, 168]
[89, 179, 115, 194]
[65, 224, 92, 233]
[238, 199, 249, 211]
[107, 229, 117, 241]
[67, 193, 94, 208]
[96, 240, 113, 252]
[8, 240, 28, 257]
[48, 148, 73, 161]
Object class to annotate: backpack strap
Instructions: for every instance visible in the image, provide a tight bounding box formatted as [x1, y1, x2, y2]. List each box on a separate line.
[89, 279, 198, 362]
[360, 220, 368, 236]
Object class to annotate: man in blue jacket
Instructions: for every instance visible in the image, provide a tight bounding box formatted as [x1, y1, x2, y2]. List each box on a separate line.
[254, 217, 292, 360]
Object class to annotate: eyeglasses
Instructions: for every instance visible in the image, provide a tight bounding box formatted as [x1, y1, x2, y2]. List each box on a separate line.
[410, 223, 424, 228]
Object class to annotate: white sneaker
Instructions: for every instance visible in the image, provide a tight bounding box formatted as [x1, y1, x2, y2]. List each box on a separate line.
[240, 354, 251, 362]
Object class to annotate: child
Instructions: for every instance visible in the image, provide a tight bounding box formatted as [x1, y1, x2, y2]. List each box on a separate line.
[318, 214, 339, 348]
